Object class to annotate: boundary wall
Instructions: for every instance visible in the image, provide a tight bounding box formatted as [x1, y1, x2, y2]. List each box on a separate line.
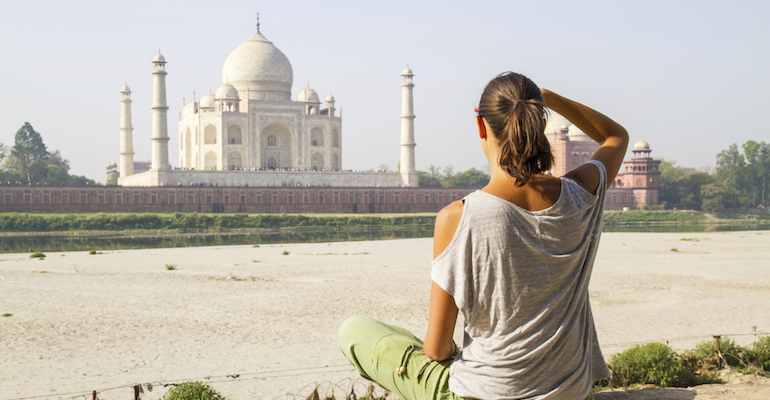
[0, 186, 475, 214]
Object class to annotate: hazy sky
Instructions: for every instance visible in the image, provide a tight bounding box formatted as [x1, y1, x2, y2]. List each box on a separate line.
[1, 1, 768, 183]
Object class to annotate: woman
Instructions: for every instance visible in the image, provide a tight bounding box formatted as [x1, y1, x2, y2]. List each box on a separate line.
[339, 72, 628, 400]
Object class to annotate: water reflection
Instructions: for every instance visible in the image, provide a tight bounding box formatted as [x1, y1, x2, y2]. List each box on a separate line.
[1, 223, 768, 254]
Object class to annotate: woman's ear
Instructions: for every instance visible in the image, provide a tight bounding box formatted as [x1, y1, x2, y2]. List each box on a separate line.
[476, 116, 487, 139]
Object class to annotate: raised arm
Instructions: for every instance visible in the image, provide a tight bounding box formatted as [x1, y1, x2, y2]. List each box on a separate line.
[541, 89, 629, 193]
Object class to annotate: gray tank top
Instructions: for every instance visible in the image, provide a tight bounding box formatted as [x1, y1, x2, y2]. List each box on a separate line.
[431, 160, 610, 400]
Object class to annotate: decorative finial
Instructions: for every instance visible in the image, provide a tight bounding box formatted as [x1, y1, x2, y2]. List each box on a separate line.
[256, 12, 260, 32]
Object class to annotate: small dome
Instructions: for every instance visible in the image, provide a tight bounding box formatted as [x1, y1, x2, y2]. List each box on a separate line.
[215, 83, 239, 100]
[121, 84, 131, 93]
[402, 66, 414, 76]
[544, 112, 572, 134]
[568, 124, 591, 141]
[326, 93, 335, 102]
[634, 139, 651, 151]
[153, 52, 166, 63]
[200, 92, 215, 108]
[298, 86, 320, 103]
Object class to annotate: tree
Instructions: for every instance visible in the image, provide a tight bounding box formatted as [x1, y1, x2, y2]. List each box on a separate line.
[444, 168, 490, 187]
[418, 164, 490, 188]
[658, 160, 686, 207]
[742, 141, 769, 206]
[47, 150, 70, 173]
[10, 122, 49, 182]
[716, 144, 746, 209]
[418, 171, 442, 187]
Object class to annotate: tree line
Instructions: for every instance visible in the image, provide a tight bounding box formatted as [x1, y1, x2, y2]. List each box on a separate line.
[660, 140, 768, 212]
[418, 164, 491, 188]
[1, 122, 96, 185]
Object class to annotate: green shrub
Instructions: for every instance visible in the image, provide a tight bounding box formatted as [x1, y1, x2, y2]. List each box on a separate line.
[161, 382, 226, 400]
[88, 250, 97, 255]
[165, 264, 177, 271]
[750, 336, 770, 371]
[696, 337, 747, 368]
[29, 252, 46, 259]
[609, 342, 694, 387]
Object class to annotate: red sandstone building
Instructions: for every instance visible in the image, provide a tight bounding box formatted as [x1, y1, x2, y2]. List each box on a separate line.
[545, 112, 659, 210]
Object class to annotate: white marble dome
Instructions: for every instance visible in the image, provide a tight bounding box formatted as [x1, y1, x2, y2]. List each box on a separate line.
[298, 86, 320, 103]
[215, 83, 239, 100]
[544, 112, 572, 134]
[221, 29, 293, 99]
[568, 124, 591, 141]
[153, 52, 166, 63]
[326, 93, 335, 102]
[121, 84, 131, 93]
[634, 138, 650, 151]
[402, 66, 413, 76]
[199, 92, 215, 108]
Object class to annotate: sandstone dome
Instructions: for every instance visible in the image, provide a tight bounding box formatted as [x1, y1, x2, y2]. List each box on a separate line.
[221, 28, 293, 100]
[634, 138, 651, 151]
[298, 85, 320, 103]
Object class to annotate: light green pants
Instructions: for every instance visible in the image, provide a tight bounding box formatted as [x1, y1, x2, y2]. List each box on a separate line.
[338, 316, 594, 400]
[338, 316, 462, 400]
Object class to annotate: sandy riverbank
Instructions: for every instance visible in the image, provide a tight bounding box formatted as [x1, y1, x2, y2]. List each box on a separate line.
[1, 231, 769, 399]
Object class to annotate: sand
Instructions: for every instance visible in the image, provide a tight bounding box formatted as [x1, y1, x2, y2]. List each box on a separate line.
[1, 231, 769, 400]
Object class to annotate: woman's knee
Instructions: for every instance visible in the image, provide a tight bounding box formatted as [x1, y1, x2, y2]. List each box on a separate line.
[338, 315, 375, 349]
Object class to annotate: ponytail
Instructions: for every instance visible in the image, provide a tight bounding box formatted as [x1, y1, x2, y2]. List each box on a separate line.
[478, 73, 553, 186]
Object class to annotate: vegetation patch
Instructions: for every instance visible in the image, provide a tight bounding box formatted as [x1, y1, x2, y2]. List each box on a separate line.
[2, 313, 12, 317]
[604, 210, 707, 224]
[608, 342, 695, 388]
[165, 264, 177, 271]
[0, 212, 438, 233]
[29, 252, 46, 259]
[604, 336, 770, 390]
[161, 381, 226, 400]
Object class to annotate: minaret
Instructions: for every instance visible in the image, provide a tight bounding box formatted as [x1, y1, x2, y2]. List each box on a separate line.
[150, 52, 170, 170]
[119, 84, 135, 177]
[399, 66, 418, 186]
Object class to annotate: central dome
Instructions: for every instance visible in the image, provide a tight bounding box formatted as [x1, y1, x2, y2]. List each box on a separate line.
[221, 28, 293, 101]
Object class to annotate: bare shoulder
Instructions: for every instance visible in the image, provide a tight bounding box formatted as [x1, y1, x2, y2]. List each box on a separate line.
[433, 200, 464, 259]
[564, 163, 601, 195]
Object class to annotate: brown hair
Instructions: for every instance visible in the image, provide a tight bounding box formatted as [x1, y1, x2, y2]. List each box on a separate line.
[477, 72, 553, 186]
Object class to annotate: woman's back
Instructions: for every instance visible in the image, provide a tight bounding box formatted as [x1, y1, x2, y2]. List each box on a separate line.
[431, 161, 610, 399]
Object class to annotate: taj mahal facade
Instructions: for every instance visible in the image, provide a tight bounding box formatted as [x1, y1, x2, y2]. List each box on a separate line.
[117, 21, 417, 188]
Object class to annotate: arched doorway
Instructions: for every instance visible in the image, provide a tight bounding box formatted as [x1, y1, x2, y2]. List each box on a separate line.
[261, 123, 292, 169]
[311, 153, 324, 171]
[204, 151, 217, 170]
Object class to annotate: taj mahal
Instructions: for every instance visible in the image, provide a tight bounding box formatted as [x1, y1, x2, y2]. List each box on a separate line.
[116, 20, 417, 188]
[113, 19, 660, 210]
